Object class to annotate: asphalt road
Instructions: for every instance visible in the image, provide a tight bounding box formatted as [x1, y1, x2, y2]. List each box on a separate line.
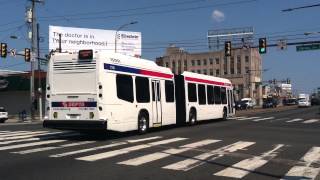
[0, 106, 319, 180]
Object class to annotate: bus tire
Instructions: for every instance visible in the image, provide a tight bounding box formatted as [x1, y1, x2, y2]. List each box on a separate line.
[189, 109, 197, 126]
[138, 111, 149, 134]
[222, 107, 227, 121]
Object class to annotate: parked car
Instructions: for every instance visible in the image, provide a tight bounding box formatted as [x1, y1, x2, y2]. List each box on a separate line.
[235, 101, 248, 110]
[240, 98, 255, 109]
[0, 107, 8, 123]
[263, 98, 278, 108]
[283, 98, 298, 106]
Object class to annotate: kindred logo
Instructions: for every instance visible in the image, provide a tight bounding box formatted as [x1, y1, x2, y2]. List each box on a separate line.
[120, 34, 139, 39]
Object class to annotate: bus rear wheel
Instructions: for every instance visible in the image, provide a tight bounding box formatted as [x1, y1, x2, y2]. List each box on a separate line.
[222, 108, 227, 121]
[189, 110, 197, 126]
[138, 112, 148, 134]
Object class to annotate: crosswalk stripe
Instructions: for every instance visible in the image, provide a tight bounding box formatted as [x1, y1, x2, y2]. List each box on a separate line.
[127, 136, 162, 143]
[0, 140, 66, 151]
[214, 144, 285, 178]
[50, 142, 127, 158]
[286, 118, 304, 123]
[302, 119, 319, 124]
[0, 131, 48, 139]
[0, 131, 27, 135]
[237, 117, 260, 120]
[282, 147, 320, 180]
[12, 141, 95, 155]
[228, 116, 247, 120]
[162, 141, 255, 171]
[118, 139, 220, 166]
[76, 137, 187, 162]
[0, 132, 65, 142]
[50, 136, 162, 158]
[253, 117, 275, 122]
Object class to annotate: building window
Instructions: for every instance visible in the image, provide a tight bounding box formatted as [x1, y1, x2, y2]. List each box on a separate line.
[230, 57, 235, 75]
[207, 85, 214, 104]
[116, 74, 134, 103]
[172, 61, 176, 74]
[210, 69, 214, 76]
[197, 60, 201, 66]
[215, 58, 220, 64]
[209, 58, 213, 65]
[245, 66, 249, 74]
[197, 70, 201, 74]
[184, 60, 187, 70]
[203, 59, 207, 66]
[191, 60, 195, 66]
[198, 84, 206, 105]
[245, 56, 249, 63]
[191, 70, 195, 73]
[237, 55, 241, 74]
[203, 69, 207, 75]
[178, 60, 182, 74]
[188, 83, 197, 102]
[216, 69, 220, 76]
[165, 80, 174, 102]
[165, 62, 169, 67]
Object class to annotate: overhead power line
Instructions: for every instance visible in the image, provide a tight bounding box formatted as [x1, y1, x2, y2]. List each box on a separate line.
[282, 3, 320, 12]
[38, 0, 257, 22]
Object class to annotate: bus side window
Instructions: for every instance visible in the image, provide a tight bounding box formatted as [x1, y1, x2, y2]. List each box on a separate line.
[135, 77, 150, 103]
[188, 83, 197, 102]
[116, 74, 134, 103]
[207, 85, 214, 104]
[221, 87, 227, 104]
[214, 86, 221, 104]
[165, 80, 174, 102]
[198, 84, 206, 105]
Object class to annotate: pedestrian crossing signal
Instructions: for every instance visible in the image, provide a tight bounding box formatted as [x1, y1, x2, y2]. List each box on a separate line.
[1, 43, 7, 58]
[25, 48, 31, 62]
[259, 38, 267, 54]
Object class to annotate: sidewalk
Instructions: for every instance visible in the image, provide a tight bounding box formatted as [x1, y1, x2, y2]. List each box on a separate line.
[2, 115, 43, 125]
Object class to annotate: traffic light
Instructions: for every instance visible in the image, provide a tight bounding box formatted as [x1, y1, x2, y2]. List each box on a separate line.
[259, 38, 267, 54]
[24, 48, 31, 62]
[0, 43, 7, 58]
[225, 41, 231, 57]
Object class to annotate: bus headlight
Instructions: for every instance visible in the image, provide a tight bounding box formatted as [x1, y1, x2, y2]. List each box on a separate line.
[53, 112, 58, 119]
[89, 112, 94, 119]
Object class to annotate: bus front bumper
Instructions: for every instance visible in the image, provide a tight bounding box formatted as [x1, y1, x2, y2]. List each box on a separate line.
[43, 120, 107, 130]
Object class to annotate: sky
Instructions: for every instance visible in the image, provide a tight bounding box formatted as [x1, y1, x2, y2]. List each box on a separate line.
[0, 0, 319, 93]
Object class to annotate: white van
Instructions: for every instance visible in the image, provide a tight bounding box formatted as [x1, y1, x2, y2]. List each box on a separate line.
[241, 98, 256, 109]
[298, 94, 311, 107]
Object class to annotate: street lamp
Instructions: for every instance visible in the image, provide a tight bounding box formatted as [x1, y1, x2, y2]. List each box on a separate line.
[115, 21, 138, 53]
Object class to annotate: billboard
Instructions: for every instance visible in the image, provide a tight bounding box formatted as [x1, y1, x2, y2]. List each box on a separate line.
[49, 25, 141, 57]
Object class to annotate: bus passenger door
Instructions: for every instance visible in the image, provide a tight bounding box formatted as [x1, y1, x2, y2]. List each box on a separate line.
[151, 80, 162, 125]
[227, 90, 234, 115]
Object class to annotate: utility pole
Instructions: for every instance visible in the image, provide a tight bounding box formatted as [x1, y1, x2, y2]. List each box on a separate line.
[26, 0, 43, 121]
[37, 23, 42, 121]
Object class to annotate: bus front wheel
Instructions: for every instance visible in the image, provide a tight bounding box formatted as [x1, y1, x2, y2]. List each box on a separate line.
[189, 109, 197, 126]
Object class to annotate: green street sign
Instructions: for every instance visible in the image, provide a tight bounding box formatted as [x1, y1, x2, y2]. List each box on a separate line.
[296, 44, 320, 51]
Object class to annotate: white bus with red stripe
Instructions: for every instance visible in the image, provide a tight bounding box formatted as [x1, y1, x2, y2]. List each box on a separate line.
[43, 50, 234, 133]
[175, 72, 235, 126]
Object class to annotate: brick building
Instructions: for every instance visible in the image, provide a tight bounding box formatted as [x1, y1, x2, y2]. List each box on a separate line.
[156, 46, 263, 105]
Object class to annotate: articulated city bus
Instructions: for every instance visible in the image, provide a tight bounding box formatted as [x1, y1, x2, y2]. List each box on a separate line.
[43, 50, 234, 133]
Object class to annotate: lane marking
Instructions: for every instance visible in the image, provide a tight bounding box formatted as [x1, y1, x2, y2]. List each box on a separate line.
[286, 118, 304, 123]
[0, 132, 67, 142]
[253, 117, 275, 122]
[76, 137, 187, 162]
[270, 118, 290, 122]
[214, 144, 285, 178]
[12, 141, 95, 154]
[302, 119, 319, 124]
[50, 136, 162, 158]
[0, 131, 27, 135]
[282, 147, 320, 180]
[162, 141, 255, 171]
[118, 139, 220, 166]
[228, 117, 247, 120]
